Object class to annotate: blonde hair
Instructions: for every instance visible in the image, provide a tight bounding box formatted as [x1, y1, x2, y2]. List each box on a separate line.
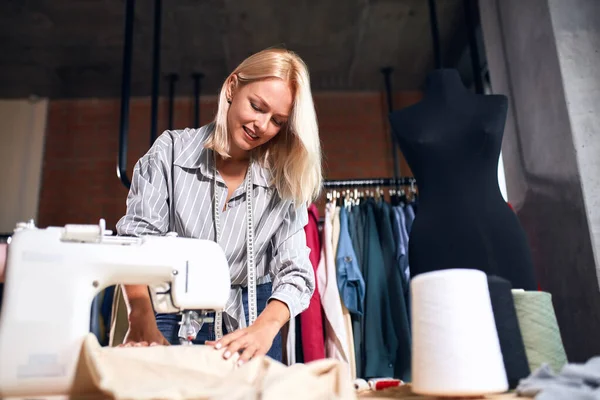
[204, 47, 322, 205]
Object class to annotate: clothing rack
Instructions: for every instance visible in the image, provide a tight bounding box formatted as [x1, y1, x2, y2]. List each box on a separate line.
[322, 177, 416, 188]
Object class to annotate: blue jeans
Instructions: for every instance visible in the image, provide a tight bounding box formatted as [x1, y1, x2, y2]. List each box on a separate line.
[155, 282, 283, 362]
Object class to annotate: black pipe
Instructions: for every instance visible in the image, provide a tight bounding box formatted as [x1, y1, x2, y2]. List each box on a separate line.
[192, 73, 204, 128]
[323, 177, 416, 188]
[149, 0, 162, 146]
[381, 67, 400, 181]
[117, 0, 135, 189]
[167, 73, 178, 130]
[428, 0, 443, 68]
[464, 0, 484, 94]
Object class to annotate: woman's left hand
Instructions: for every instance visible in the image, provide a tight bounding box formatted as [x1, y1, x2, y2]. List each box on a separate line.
[206, 320, 279, 365]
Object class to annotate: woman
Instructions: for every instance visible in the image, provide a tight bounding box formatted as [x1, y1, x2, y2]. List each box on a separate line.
[116, 47, 322, 365]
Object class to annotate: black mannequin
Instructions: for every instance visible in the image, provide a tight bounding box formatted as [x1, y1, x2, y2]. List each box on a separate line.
[388, 68, 537, 290]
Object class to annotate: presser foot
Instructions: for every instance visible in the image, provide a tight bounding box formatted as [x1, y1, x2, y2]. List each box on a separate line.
[177, 310, 214, 345]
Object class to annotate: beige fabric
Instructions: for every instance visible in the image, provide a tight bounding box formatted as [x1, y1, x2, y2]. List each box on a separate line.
[318, 203, 350, 363]
[342, 303, 357, 380]
[333, 206, 357, 379]
[332, 206, 341, 256]
[108, 285, 129, 347]
[74, 334, 356, 400]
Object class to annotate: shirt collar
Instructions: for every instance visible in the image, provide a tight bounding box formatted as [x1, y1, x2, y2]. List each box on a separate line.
[172, 123, 272, 188]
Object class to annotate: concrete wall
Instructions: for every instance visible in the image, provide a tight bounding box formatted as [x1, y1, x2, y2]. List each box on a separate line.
[480, 0, 600, 362]
[549, 0, 600, 290]
[0, 98, 48, 233]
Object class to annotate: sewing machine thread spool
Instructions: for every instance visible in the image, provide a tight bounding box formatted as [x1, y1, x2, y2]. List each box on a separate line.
[62, 225, 101, 242]
[411, 269, 508, 397]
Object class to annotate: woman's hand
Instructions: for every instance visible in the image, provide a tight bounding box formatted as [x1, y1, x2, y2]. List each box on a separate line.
[121, 319, 170, 347]
[206, 299, 290, 365]
[119, 306, 170, 347]
[205, 319, 279, 365]
[119, 285, 170, 347]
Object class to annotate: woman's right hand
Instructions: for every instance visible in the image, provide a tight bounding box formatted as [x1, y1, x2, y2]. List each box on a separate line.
[120, 312, 170, 347]
[120, 284, 170, 347]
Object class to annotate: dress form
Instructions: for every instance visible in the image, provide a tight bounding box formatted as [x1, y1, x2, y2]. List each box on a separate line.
[389, 68, 537, 290]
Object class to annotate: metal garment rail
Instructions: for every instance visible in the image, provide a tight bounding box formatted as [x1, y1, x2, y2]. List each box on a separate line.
[166, 73, 179, 130]
[380, 67, 401, 181]
[117, 0, 164, 189]
[428, 0, 442, 68]
[192, 73, 204, 128]
[322, 177, 416, 188]
[116, 0, 136, 189]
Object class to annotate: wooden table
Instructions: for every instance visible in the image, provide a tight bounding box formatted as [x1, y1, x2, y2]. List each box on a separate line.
[358, 385, 519, 399]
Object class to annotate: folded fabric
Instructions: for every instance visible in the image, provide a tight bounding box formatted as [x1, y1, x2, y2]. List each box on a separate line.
[71, 333, 356, 400]
[516, 357, 600, 399]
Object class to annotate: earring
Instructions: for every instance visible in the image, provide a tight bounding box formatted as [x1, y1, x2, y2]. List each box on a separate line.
[227, 98, 232, 104]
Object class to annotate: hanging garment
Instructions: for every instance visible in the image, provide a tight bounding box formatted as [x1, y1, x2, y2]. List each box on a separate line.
[392, 206, 411, 283]
[361, 199, 398, 379]
[391, 206, 411, 318]
[335, 206, 365, 316]
[341, 304, 356, 379]
[347, 207, 362, 269]
[351, 204, 366, 379]
[376, 201, 411, 382]
[286, 316, 297, 365]
[404, 203, 415, 235]
[332, 206, 341, 255]
[332, 206, 357, 379]
[317, 203, 350, 365]
[336, 206, 365, 380]
[351, 205, 365, 267]
[300, 203, 326, 362]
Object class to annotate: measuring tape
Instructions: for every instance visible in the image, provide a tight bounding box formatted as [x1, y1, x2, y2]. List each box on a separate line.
[213, 152, 257, 339]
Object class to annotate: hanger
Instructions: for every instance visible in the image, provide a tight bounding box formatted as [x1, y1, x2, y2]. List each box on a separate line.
[409, 180, 418, 204]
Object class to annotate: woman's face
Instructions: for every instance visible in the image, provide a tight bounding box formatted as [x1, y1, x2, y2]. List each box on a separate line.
[226, 77, 293, 159]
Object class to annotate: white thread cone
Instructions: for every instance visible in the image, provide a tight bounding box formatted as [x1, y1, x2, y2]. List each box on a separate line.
[411, 269, 508, 397]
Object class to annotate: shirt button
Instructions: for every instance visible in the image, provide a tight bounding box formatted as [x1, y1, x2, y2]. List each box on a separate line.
[344, 256, 353, 262]
[388, 363, 393, 368]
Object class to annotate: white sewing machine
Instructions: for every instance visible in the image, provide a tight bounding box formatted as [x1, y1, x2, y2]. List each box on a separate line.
[0, 219, 231, 398]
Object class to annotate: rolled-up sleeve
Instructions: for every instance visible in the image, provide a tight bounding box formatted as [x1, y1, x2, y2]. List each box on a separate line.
[268, 202, 315, 319]
[116, 136, 171, 237]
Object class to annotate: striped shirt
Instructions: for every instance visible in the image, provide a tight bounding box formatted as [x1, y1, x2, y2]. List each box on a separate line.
[116, 123, 315, 333]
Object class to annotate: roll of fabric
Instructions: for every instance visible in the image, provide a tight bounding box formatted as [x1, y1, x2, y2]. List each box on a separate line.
[512, 290, 568, 373]
[487, 276, 530, 389]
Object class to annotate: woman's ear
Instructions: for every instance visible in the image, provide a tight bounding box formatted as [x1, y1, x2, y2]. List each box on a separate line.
[226, 74, 239, 103]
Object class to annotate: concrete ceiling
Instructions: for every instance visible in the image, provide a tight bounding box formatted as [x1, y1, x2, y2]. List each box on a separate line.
[0, 0, 471, 99]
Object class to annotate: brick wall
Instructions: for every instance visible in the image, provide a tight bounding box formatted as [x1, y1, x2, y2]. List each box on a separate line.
[38, 91, 421, 229]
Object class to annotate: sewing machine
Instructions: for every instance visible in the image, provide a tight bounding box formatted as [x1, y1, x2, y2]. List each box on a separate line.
[0, 219, 231, 398]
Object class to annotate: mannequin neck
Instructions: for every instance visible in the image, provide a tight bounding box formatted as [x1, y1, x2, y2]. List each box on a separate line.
[424, 68, 470, 97]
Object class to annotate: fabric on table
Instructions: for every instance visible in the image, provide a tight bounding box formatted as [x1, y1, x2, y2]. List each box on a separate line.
[516, 358, 600, 400]
[72, 333, 356, 400]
